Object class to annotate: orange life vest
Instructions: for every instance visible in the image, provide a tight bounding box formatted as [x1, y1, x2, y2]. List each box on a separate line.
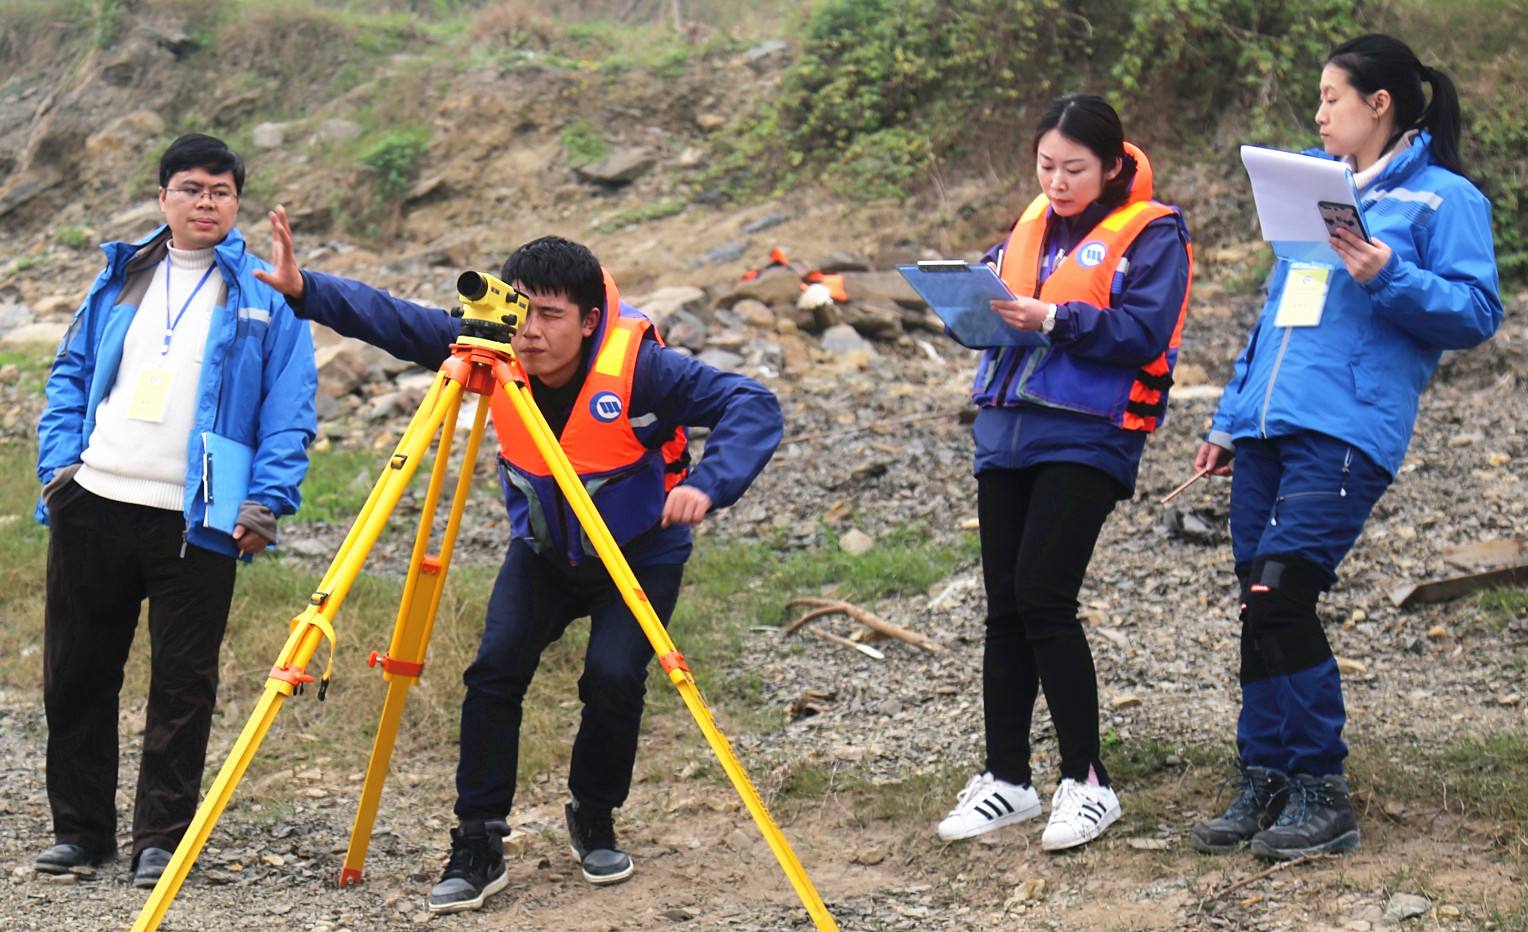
[995, 142, 1193, 432]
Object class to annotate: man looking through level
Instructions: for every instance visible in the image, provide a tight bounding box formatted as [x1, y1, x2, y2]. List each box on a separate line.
[34, 134, 317, 889]
[256, 210, 783, 913]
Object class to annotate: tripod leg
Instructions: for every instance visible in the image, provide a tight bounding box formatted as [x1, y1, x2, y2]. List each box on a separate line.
[341, 394, 492, 885]
[131, 378, 468, 932]
[489, 365, 839, 931]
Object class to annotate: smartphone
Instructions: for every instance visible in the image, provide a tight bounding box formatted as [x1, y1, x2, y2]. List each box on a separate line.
[1317, 200, 1371, 243]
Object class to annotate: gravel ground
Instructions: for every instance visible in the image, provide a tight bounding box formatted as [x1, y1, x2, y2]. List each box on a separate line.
[0, 293, 1523, 931]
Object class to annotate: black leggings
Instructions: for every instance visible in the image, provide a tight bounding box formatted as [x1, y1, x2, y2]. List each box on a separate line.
[978, 463, 1118, 786]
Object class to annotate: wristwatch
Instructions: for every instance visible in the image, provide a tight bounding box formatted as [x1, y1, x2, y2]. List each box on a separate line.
[1041, 303, 1057, 335]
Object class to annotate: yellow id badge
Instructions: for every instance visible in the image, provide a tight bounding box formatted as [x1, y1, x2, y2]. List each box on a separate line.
[1273, 263, 1331, 328]
[127, 366, 174, 422]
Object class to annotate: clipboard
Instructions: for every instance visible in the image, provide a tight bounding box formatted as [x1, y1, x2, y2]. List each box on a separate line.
[896, 261, 1050, 349]
[201, 431, 254, 535]
[1240, 146, 1372, 244]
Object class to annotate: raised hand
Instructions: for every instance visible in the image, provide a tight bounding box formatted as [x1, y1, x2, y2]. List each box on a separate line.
[253, 205, 305, 300]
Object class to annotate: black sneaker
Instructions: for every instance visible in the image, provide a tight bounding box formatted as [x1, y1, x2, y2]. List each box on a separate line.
[427, 819, 509, 913]
[34, 843, 113, 877]
[1190, 765, 1290, 853]
[565, 801, 634, 885]
[1250, 773, 1359, 859]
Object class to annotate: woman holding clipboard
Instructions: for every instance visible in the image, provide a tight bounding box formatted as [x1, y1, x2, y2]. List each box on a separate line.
[1191, 34, 1502, 860]
[936, 94, 1192, 850]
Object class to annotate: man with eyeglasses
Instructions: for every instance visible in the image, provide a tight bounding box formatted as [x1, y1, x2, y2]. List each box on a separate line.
[33, 133, 317, 889]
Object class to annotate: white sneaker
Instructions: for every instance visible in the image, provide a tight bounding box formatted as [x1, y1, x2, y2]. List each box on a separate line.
[1041, 778, 1121, 851]
[937, 772, 1042, 841]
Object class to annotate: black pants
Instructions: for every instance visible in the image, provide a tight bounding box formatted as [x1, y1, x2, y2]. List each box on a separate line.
[978, 463, 1118, 786]
[455, 540, 685, 819]
[43, 481, 236, 861]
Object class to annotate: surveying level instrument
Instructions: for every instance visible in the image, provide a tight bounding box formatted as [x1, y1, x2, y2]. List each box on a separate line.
[131, 271, 838, 931]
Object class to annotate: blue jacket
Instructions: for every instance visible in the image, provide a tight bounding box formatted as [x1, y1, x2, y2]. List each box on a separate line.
[1210, 134, 1503, 476]
[293, 270, 783, 565]
[972, 203, 1192, 496]
[36, 226, 318, 557]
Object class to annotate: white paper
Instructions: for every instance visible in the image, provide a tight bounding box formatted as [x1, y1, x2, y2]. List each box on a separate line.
[1241, 145, 1366, 243]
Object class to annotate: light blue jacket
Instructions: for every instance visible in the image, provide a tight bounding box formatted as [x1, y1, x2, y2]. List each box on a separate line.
[36, 225, 318, 557]
[1210, 134, 1502, 476]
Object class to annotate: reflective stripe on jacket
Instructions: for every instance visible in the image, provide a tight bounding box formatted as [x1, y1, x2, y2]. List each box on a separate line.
[1210, 133, 1502, 475]
[35, 225, 317, 557]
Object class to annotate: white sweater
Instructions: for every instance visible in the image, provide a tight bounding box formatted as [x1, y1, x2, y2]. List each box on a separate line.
[76, 244, 226, 511]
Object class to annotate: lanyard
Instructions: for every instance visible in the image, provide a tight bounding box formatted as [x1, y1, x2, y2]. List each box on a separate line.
[162, 255, 216, 356]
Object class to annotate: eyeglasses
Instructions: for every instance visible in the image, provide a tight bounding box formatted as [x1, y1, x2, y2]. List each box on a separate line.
[165, 186, 239, 204]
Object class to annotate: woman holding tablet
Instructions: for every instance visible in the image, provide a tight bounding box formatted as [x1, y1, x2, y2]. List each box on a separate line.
[1191, 34, 1502, 860]
[937, 94, 1192, 850]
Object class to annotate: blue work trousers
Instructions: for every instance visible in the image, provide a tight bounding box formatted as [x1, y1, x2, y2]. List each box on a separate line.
[454, 540, 684, 819]
[1228, 431, 1390, 776]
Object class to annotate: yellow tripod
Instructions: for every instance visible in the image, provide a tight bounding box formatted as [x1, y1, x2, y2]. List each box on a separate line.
[131, 271, 838, 931]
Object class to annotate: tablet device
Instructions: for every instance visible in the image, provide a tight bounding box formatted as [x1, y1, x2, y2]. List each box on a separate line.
[897, 261, 1049, 349]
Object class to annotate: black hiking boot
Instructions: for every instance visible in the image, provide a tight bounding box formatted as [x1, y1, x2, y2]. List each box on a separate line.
[1190, 764, 1290, 853]
[427, 819, 509, 913]
[565, 800, 634, 885]
[1250, 773, 1359, 860]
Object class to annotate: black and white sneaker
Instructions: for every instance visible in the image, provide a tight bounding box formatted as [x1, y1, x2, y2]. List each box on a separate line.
[1041, 778, 1120, 851]
[936, 772, 1043, 841]
[565, 801, 634, 885]
[427, 819, 509, 913]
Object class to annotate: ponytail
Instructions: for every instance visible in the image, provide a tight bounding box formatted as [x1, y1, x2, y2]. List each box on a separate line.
[1327, 34, 1470, 178]
[1417, 64, 1466, 177]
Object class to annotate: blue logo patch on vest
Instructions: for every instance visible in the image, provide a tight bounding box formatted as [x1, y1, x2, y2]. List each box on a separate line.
[1076, 240, 1108, 268]
[590, 390, 623, 423]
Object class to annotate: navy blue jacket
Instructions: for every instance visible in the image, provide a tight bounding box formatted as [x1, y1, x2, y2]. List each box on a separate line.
[972, 202, 1191, 497]
[293, 270, 782, 564]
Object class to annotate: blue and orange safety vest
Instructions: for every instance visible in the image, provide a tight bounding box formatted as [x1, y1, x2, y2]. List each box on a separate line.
[977, 142, 1193, 432]
[496, 273, 688, 563]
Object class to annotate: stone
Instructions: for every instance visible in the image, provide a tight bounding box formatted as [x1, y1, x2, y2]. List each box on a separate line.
[660, 309, 708, 353]
[574, 147, 655, 186]
[630, 285, 710, 325]
[0, 302, 32, 337]
[695, 348, 742, 371]
[700, 241, 748, 265]
[0, 321, 67, 347]
[1335, 656, 1367, 675]
[742, 211, 788, 234]
[722, 267, 801, 309]
[695, 112, 726, 132]
[837, 270, 926, 309]
[252, 122, 288, 149]
[732, 299, 775, 329]
[745, 39, 788, 68]
[1383, 892, 1430, 922]
[84, 110, 166, 158]
[839, 528, 874, 555]
[840, 303, 903, 340]
[316, 119, 362, 143]
[314, 340, 406, 397]
[820, 323, 874, 358]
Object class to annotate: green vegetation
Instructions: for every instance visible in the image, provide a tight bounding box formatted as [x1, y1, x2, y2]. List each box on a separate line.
[561, 117, 609, 169]
[54, 225, 91, 251]
[357, 126, 431, 204]
[295, 446, 388, 525]
[597, 198, 684, 233]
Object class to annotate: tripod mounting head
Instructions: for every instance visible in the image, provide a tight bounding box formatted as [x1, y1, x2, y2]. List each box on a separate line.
[454, 270, 529, 349]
